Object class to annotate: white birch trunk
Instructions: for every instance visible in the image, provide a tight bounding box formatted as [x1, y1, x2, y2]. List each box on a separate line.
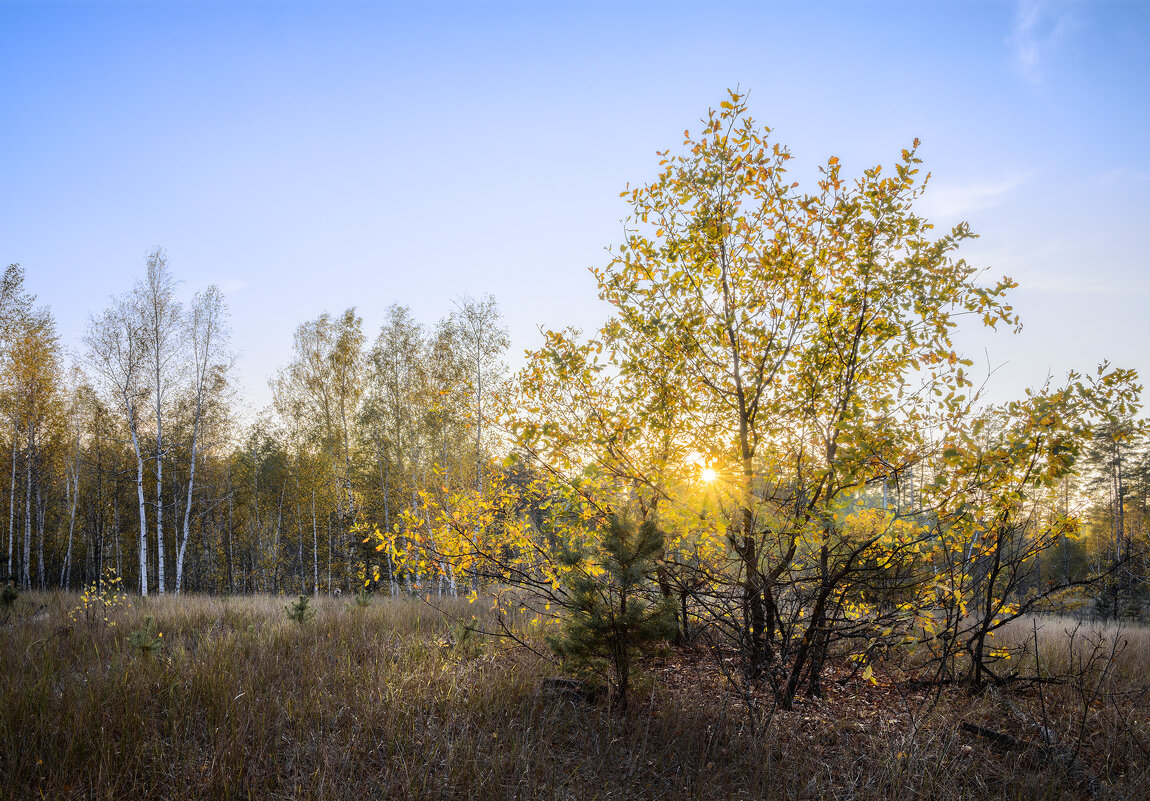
[23, 451, 31, 589]
[61, 463, 77, 589]
[155, 412, 165, 594]
[36, 483, 43, 590]
[8, 431, 15, 581]
[311, 488, 319, 595]
[124, 393, 148, 596]
[114, 480, 121, 582]
[176, 403, 202, 594]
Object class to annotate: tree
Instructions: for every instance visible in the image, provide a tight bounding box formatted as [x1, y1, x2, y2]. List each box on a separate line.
[86, 290, 150, 595]
[547, 514, 676, 709]
[1080, 377, 1146, 618]
[175, 285, 230, 594]
[58, 365, 89, 590]
[360, 305, 427, 592]
[450, 294, 509, 492]
[272, 308, 364, 591]
[0, 266, 34, 348]
[919, 368, 1141, 687]
[504, 90, 1090, 708]
[135, 248, 183, 594]
[0, 265, 35, 583]
[3, 307, 63, 589]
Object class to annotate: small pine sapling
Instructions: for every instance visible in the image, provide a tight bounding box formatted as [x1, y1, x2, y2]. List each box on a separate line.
[127, 616, 163, 657]
[285, 594, 315, 624]
[347, 587, 371, 611]
[547, 514, 676, 710]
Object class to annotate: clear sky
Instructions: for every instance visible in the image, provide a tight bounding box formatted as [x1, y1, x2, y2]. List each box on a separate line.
[2, 0, 1148, 416]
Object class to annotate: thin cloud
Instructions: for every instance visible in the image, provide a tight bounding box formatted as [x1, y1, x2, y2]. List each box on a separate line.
[1018, 275, 1150, 295]
[1008, 0, 1079, 84]
[1096, 166, 1150, 185]
[965, 241, 1150, 296]
[920, 173, 1031, 219]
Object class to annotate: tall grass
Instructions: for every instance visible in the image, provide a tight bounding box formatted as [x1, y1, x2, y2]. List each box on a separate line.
[2, 593, 1147, 800]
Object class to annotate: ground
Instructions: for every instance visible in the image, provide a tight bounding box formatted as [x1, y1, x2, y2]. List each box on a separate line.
[1, 592, 1146, 800]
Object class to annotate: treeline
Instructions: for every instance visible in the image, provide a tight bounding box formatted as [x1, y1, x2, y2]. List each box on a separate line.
[0, 256, 509, 598]
[1, 260, 1148, 620]
[2, 250, 1148, 628]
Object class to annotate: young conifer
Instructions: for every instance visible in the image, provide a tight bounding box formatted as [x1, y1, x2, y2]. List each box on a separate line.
[547, 514, 676, 709]
[285, 595, 315, 625]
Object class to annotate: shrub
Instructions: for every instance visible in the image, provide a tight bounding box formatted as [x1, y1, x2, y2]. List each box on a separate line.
[68, 567, 127, 628]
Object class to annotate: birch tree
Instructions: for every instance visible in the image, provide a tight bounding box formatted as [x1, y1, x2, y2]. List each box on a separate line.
[1, 265, 35, 584]
[362, 305, 427, 589]
[135, 248, 183, 594]
[272, 309, 365, 590]
[5, 310, 62, 589]
[175, 285, 230, 594]
[450, 294, 508, 491]
[58, 365, 89, 589]
[86, 294, 150, 594]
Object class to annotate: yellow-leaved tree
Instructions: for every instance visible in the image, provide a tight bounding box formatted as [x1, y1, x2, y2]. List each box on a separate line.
[513, 90, 1023, 707]
[384, 91, 1141, 710]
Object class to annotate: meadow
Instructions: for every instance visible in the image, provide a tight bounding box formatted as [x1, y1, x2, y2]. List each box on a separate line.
[2, 591, 1147, 800]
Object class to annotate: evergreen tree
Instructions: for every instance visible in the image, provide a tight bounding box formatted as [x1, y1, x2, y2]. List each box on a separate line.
[285, 594, 315, 625]
[547, 514, 676, 710]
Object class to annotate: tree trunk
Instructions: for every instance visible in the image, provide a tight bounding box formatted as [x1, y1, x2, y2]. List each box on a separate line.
[36, 482, 44, 590]
[381, 451, 391, 535]
[311, 488, 319, 596]
[1115, 449, 1126, 616]
[124, 395, 149, 596]
[176, 410, 202, 595]
[272, 478, 286, 592]
[23, 448, 31, 590]
[8, 431, 16, 581]
[156, 411, 165, 594]
[294, 483, 304, 594]
[61, 457, 78, 590]
[476, 348, 483, 493]
[113, 467, 121, 584]
[226, 473, 235, 594]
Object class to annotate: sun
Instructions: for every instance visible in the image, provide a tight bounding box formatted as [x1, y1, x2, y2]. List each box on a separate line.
[700, 467, 718, 483]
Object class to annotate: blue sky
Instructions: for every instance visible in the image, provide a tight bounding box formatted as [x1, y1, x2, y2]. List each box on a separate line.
[2, 0, 1148, 414]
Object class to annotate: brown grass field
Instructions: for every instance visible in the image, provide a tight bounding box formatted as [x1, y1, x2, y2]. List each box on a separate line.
[2, 592, 1147, 800]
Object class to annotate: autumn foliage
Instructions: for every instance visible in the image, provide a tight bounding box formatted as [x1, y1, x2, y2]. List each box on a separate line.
[382, 91, 1143, 709]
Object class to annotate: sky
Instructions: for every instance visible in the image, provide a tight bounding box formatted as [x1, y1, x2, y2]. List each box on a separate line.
[2, 0, 1148, 417]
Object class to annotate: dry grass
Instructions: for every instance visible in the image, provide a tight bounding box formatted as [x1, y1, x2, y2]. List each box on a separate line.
[2, 593, 1147, 800]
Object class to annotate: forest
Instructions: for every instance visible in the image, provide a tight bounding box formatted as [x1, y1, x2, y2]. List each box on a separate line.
[3, 93, 1150, 799]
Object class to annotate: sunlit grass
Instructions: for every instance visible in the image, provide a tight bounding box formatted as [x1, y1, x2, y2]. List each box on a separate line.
[2, 593, 1147, 800]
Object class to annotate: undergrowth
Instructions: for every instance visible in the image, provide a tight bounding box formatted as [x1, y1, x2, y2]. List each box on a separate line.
[1, 593, 1146, 800]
